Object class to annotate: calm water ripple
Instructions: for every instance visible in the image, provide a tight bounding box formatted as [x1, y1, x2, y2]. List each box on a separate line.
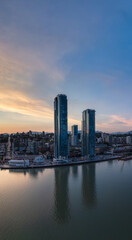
[0, 160, 132, 240]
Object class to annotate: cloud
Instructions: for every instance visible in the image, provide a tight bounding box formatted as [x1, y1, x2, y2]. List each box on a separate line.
[0, 40, 66, 117]
[111, 121, 127, 125]
[0, 42, 65, 85]
[0, 0, 132, 133]
[0, 90, 53, 119]
[111, 115, 132, 126]
[96, 114, 132, 132]
[0, 41, 81, 131]
[0, 86, 82, 132]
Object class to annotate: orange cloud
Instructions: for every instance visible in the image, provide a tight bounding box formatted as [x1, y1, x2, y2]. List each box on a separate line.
[0, 88, 82, 133]
[0, 42, 67, 132]
[111, 115, 132, 126]
[0, 90, 53, 119]
[0, 42, 65, 86]
[96, 114, 132, 132]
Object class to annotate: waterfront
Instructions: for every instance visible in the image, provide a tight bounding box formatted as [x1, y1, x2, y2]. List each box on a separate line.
[0, 155, 119, 170]
[0, 160, 132, 240]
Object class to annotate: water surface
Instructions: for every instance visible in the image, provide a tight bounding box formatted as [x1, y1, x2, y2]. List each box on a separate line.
[0, 160, 132, 240]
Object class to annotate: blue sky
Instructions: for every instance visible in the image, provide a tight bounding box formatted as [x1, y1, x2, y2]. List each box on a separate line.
[0, 0, 132, 133]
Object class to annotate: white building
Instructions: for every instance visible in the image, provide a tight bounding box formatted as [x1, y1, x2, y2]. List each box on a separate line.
[33, 155, 45, 165]
[27, 140, 38, 154]
[8, 160, 29, 167]
[71, 125, 78, 146]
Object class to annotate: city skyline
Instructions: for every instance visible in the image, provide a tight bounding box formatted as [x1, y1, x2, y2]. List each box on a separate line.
[1, 0, 132, 133]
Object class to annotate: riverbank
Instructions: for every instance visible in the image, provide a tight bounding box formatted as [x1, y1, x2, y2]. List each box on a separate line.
[0, 155, 120, 170]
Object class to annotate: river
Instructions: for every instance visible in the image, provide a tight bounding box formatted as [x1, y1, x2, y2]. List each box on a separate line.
[0, 160, 132, 240]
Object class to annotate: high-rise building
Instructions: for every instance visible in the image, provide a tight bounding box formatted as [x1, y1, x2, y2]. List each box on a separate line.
[71, 125, 78, 146]
[54, 94, 68, 158]
[126, 136, 131, 145]
[82, 109, 95, 157]
[29, 140, 38, 154]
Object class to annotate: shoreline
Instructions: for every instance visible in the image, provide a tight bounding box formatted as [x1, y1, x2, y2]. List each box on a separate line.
[0, 156, 122, 170]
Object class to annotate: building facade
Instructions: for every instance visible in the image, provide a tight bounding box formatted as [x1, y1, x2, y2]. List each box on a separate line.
[126, 136, 131, 145]
[82, 109, 95, 157]
[29, 140, 38, 154]
[71, 125, 78, 146]
[54, 94, 68, 158]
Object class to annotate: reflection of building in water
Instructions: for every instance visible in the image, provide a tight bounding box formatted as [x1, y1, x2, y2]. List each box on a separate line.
[108, 160, 113, 165]
[82, 164, 96, 207]
[9, 169, 27, 175]
[54, 167, 70, 223]
[28, 168, 44, 178]
[72, 165, 78, 178]
[9, 168, 44, 178]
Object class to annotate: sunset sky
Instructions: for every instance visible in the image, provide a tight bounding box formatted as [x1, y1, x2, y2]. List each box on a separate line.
[0, 0, 132, 133]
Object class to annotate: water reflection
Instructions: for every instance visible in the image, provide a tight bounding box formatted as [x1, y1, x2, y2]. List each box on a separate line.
[72, 165, 78, 178]
[82, 164, 96, 207]
[120, 161, 125, 172]
[1, 161, 132, 240]
[54, 167, 70, 223]
[9, 168, 44, 178]
[108, 160, 114, 165]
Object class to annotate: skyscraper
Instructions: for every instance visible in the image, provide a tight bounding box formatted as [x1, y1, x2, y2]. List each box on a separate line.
[82, 109, 95, 157]
[71, 125, 78, 146]
[54, 94, 68, 158]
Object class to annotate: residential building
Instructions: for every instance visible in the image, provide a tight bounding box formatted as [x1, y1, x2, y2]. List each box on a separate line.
[71, 125, 78, 146]
[82, 109, 95, 157]
[54, 94, 68, 158]
[126, 136, 131, 145]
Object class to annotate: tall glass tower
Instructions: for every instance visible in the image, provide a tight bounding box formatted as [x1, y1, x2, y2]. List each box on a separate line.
[54, 94, 68, 158]
[71, 125, 78, 146]
[82, 109, 95, 157]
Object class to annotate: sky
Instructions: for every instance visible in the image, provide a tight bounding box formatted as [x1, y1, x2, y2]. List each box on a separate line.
[0, 0, 132, 133]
